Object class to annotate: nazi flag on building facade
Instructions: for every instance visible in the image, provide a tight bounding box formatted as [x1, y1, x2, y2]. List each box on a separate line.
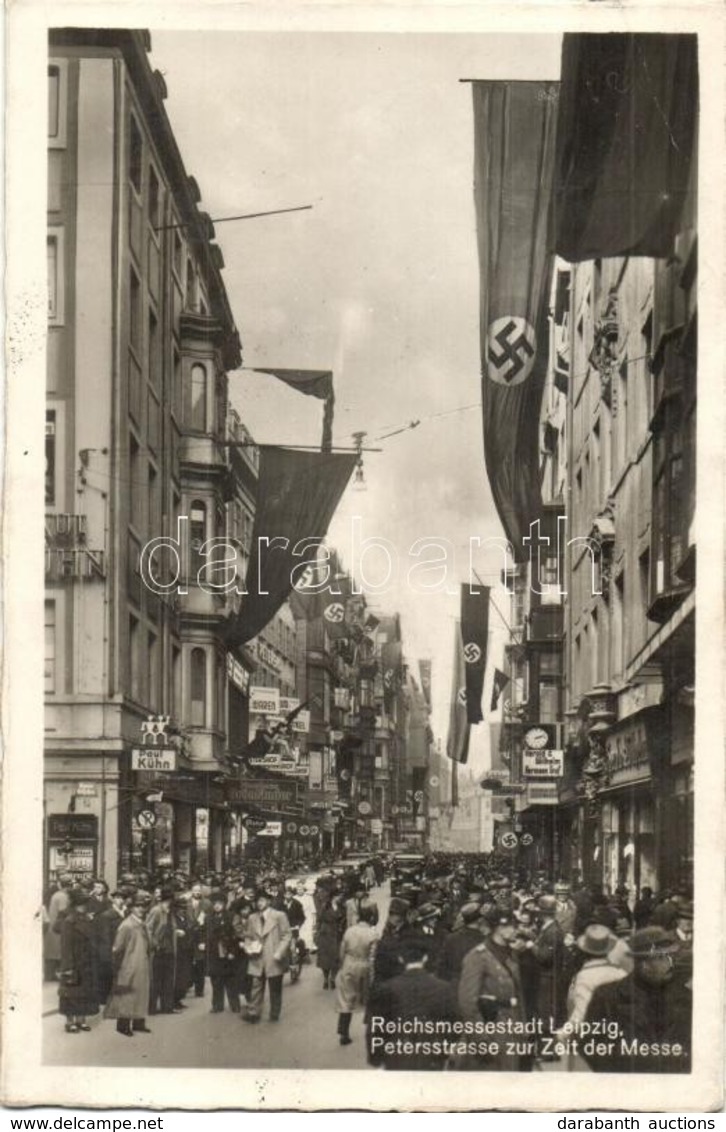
[472, 80, 559, 560]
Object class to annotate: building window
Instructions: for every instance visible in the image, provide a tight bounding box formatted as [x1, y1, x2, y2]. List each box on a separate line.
[45, 410, 56, 505]
[147, 388, 160, 454]
[48, 62, 67, 147]
[148, 166, 160, 230]
[48, 65, 60, 138]
[148, 631, 159, 708]
[172, 347, 182, 421]
[172, 644, 182, 719]
[129, 268, 141, 353]
[612, 573, 625, 680]
[186, 258, 196, 310]
[148, 307, 159, 387]
[148, 462, 160, 539]
[190, 500, 206, 550]
[47, 229, 65, 325]
[129, 434, 141, 532]
[45, 601, 56, 694]
[190, 363, 207, 431]
[129, 614, 141, 702]
[191, 648, 207, 726]
[173, 230, 183, 280]
[129, 114, 143, 195]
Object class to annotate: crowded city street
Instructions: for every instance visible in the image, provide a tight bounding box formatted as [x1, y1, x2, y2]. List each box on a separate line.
[27, 23, 702, 1104]
[42, 853, 693, 1073]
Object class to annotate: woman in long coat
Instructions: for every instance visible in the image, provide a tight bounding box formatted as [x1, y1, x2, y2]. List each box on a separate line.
[315, 890, 345, 989]
[335, 904, 378, 1045]
[45, 876, 72, 980]
[57, 889, 101, 1032]
[104, 894, 152, 1036]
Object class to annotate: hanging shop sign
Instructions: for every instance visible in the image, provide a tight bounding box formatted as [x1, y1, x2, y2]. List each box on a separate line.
[243, 816, 268, 834]
[523, 782, 558, 806]
[257, 821, 283, 838]
[604, 719, 652, 787]
[358, 801, 372, 815]
[132, 747, 177, 772]
[249, 687, 281, 715]
[370, 818, 383, 835]
[286, 822, 298, 835]
[520, 832, 534, 846]
[499, 831, 519, 850]
[50, 846, 95, 873]
[227, 778, 299, 808]
[257, 643, 282, 672]
[522, 749, 564, 778]
[136, 810, 157, 829]
[227, 653, 251, 695]
[47, 814, 98, 842]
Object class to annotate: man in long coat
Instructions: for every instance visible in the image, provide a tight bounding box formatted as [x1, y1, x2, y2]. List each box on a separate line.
[146, 887, 179, 1014]
[187, 882, 212, 997]
[583, 927, 692, 1074]
[367, 937, 460, 1070]
[242, 888, 292, 1023]
[435, 903, 488, 985]
[103, 893, 152, 1036]
[532, 894, 572, 1035]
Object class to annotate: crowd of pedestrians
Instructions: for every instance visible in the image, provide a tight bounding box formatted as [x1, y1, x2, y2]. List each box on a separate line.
[42, 852, 693, 1075]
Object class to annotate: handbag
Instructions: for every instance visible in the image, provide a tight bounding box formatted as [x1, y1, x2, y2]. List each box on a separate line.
[59, 968, 80, 988]
[245, 939, 263, 957]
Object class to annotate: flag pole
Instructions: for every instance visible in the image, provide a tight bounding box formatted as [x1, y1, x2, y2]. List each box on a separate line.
[221, 442, 382, 452]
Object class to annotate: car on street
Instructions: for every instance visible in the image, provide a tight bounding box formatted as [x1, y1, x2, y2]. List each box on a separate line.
[389, 852, 425, 897]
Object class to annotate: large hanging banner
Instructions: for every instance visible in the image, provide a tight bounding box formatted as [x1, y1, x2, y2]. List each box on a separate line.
[446, 622, 470, 766]
[472, 81, 559, 560]
[553, 34, 698, 262]
[228, 447, 356, 644]
[460, 583, 490, 724]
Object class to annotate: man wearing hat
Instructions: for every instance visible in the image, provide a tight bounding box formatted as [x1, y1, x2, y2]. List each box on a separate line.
[458, 904, 530, 1071]
[405, 902, 446, 970]
[531, 894, 572, 1038]
[187, 882, 213, 998]
[367, 936, 461, 1071]
[146, 886, 180, 1015]
[553, 880, 577, 938]
[370, 898, 411, 986]
[554, 924, 628, 1064]
[207, 889, 243, 1013]
[583, 926, 692, 1073]
[241, 888, 292, 1023]
[436, 903, 488, 985]
[104, 892, 152, 1037]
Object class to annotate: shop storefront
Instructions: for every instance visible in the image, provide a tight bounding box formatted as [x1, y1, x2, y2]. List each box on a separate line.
[597, 713, 659, 896]
[44, 753, 120, 887]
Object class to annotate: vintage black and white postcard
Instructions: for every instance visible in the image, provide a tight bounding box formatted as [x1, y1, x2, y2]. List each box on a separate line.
[2, 0, 725, 1113]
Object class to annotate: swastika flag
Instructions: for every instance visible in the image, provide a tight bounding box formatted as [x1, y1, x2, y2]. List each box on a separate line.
[446, 620, 470, 766]
[460, 583, 490, 725]
[472, 82, 559, 560]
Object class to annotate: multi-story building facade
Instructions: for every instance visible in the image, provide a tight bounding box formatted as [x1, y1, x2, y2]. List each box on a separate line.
[559, 191, 696, 895]
[45, 29, 250, 885]
[487, 177, 696, 895]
